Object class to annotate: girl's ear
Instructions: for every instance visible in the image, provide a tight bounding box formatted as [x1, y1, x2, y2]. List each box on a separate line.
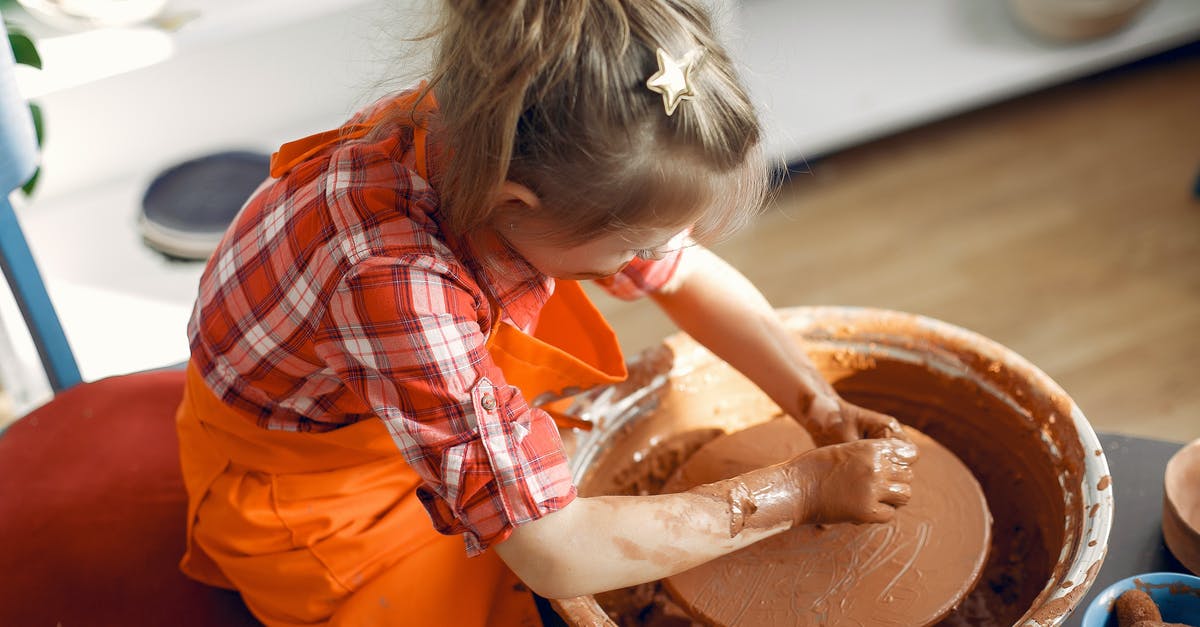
[490, 180, 543, 229]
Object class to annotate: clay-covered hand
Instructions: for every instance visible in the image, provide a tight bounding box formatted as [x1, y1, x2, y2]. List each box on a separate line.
[789, 437, 920, 525]
[799, 393, 908, 447]
[705, 437, 920, 537]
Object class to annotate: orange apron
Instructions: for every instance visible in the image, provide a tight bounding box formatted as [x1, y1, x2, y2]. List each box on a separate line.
[177, 90, 627, 627]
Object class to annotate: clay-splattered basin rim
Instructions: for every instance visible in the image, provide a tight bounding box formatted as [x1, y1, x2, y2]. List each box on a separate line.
[559, 307, 1112, 627]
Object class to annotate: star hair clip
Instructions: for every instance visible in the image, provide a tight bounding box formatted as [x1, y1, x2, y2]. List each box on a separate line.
[646, 47, 704, 116]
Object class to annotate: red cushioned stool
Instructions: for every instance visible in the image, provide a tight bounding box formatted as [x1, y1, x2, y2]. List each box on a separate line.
[0, 371, 259, 626]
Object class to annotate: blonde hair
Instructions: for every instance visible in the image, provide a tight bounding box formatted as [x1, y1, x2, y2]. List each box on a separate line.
[409, 0, 768, 247]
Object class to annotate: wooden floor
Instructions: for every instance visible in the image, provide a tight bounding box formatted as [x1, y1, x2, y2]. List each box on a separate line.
[591, 44, 1200, 443]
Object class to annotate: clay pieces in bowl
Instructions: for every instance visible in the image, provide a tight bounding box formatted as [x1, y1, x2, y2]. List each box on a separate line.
[660, 418, 992, 627]
[1079, 572, 1200, 626]
[1164, 438, 1200, 576]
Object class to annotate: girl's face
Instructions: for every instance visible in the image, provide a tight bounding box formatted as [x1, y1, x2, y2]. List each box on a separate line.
[501, 222, 687, 281]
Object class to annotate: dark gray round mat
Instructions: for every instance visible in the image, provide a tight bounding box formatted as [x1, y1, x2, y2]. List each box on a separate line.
[139, 150, 270, 261]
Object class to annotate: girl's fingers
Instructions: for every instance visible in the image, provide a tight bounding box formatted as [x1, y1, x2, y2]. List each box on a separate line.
[867, 502, 898, 524]
[863, 414, 904, 440]
[885, 439, 919, 465]
[880, 482, 912, 507]
[888, 464, 914, 484]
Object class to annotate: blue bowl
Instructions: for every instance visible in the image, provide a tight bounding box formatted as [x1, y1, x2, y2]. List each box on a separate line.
[1080, 572, 1200, 627]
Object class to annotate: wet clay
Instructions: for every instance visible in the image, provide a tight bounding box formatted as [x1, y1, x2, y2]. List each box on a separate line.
[660, 419, 990, 626]
[834, 358, 1092, 627]
[573, 313, 1090, 627]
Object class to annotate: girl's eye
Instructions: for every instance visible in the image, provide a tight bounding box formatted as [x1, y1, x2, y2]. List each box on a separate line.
[634, 248, 662, 260]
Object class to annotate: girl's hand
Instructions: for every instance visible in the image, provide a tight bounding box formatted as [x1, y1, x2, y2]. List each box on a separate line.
[799, 393, 907, 447]
[698, 436, 919, 537]
[788, 437, 918, 525]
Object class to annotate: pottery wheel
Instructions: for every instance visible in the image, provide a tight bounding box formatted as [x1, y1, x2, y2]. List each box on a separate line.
[662, 419, 991, 627]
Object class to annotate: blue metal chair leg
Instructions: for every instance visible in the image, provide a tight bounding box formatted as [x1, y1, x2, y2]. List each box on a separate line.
[0, 196, 81, 391]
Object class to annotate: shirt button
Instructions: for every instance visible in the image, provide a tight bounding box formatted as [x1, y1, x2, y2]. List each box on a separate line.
[480, 394, 497, 411]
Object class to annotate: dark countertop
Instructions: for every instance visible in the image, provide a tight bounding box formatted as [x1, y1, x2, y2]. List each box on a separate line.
[1064, 432, 1192, 627]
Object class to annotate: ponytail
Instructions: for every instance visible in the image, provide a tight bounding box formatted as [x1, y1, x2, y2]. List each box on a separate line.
[429, 2, 584, 235]
[415, 0, 768, 247]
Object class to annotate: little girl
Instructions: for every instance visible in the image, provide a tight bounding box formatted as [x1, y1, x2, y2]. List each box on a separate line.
[176, 1, 918, 625]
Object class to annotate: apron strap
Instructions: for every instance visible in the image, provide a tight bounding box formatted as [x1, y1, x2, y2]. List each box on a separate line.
[270, 125, 371, 178]
[270, 83, 435, 180]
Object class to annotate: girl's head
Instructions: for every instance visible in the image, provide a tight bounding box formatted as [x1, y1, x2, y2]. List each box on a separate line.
[419, 0, 769, 276]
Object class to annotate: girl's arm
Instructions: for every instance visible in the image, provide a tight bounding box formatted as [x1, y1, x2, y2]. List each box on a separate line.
[495, 434, 916, 599]
[497, 244, 920, 599]
[651, 245, 907, 446]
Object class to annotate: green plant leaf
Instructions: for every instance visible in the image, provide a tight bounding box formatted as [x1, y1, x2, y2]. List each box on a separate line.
[8, 31, 42, 70]
[6, 18, 46, 196]
[29, 102, 44, 146]
[21, 167, 40, 196]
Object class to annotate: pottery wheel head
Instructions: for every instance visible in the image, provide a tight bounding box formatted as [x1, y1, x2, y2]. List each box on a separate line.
[662, 419, 992, 627]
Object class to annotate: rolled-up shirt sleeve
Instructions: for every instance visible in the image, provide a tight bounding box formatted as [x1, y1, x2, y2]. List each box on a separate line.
[317, 253, 576, 555]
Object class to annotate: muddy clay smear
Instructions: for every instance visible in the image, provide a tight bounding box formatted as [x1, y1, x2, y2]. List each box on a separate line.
[574, 319, 1087, 626]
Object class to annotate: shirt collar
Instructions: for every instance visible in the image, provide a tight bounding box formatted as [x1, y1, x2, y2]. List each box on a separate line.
[457, 231, 554, 333]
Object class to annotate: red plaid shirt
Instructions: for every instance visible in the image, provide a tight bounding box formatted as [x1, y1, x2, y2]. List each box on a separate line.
[188, 93, 684, 554]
